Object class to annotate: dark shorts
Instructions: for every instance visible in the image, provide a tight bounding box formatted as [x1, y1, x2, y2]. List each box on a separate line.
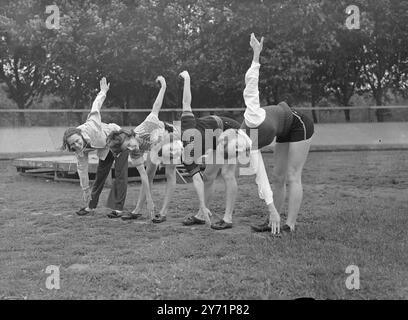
[218, 116, 241, 130]
[182, 115, 240, 177]
[202, 115, 241, 131]
[276, 110, 314, 143]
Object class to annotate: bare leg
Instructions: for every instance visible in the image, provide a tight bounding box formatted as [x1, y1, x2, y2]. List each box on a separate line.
[220, 164, 238, 224]
[194, 164, 222, 222]
[203, 164, 221, 210]
[132, 159, 157, 215]
[180, 71, 192, 113]
[151, 76, 166, 116]
[286, 138, 312, 229]
[273, 143, 289, 214]
[159, 165, 177, 216]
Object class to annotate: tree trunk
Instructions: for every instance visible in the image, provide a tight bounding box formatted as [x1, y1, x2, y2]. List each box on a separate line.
[310, 83, 319, 123]
[122, 93, 130, 127]
[17, 100, 26, 126]
[344, 109, 351, 122]
[18, 110, 26, 126]
[311, 110, 318, 123]
[74, 97, 82, 124]
[341, 90, 352, 122]
[374, 91, 392, 122]
[311, 95, 319, 123]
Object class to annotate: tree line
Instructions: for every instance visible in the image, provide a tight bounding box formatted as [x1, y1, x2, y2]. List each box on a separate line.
[0, 0, 407, 125]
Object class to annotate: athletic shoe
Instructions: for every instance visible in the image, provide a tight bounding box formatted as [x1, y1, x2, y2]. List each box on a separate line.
[211, 220, 233, 230]
[107, 211, 123, 219]
[281, 224, 294, 233]
[152, 214, 167, 224]
[250, 221, 271, 232]
[121, 212, 143, 220]
[182, 215, 206, 226]
[251, 221, 294, 233]
[76, 207, 94, 216]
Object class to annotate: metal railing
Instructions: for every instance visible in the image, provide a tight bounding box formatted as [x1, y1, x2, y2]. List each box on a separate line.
[1, 105, 408, 113]
[1, 105, 407, 126]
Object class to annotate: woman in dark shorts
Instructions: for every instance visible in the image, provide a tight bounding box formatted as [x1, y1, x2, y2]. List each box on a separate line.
[238, 34, 314, 235]
[179, 71, 243, 230]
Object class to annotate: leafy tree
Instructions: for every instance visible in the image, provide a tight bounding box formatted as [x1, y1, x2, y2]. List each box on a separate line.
[357, 0, 408, 121]
[0, 0, 53, 125]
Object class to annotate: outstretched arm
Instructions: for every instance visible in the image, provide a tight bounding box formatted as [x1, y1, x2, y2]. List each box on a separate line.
[243, 33, 265, 128]
[76, 152, 92, 205]
[250, 150, 280, 234]
[151, 76, 167, 116]
[87, 77, 110, 125]
[91, 77, 110, 113]
[250, 32, 263, 64]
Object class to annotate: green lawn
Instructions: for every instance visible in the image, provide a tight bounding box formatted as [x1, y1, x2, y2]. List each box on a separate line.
[0, 151, 407, 299]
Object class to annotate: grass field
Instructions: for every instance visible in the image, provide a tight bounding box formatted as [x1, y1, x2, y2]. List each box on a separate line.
[0, 151, 407, 300]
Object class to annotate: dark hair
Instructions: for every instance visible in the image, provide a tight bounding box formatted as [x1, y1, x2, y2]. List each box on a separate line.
[61, 127, 84, 152]
[107, 129, 135, 154]
[163, 121, 174, 133]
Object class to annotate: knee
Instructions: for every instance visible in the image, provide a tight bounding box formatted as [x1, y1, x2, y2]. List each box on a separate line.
[165, 167, 176, 181]
[203, 173, 216, 185]
[273, 170, 286, 186]
[221, 171, 237, 186]
[286, 168, 301, 184]
[146, 166, 157, 178]
[114, 165, 128, 180]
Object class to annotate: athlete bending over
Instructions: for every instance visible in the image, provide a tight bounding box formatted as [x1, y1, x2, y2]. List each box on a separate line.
[107, 76, 183, 223]
[231, 33, 315, 234]
[179, 71, 248, 230]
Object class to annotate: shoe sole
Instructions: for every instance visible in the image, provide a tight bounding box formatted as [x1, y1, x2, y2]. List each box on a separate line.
[121, 215, 142, 221]
[76, 211, 93, 216]
[251, 225, 294, 234]
[211, 225, 232, 230]
[182, 222, 205, 226]
[107, 214, 122, 219]
[250, 225, 271, 232]
[182, 217, 206, 226]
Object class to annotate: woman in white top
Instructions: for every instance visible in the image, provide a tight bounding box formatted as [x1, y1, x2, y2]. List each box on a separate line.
[61, 78, 130, 218]
[106, 76, 183, 223]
